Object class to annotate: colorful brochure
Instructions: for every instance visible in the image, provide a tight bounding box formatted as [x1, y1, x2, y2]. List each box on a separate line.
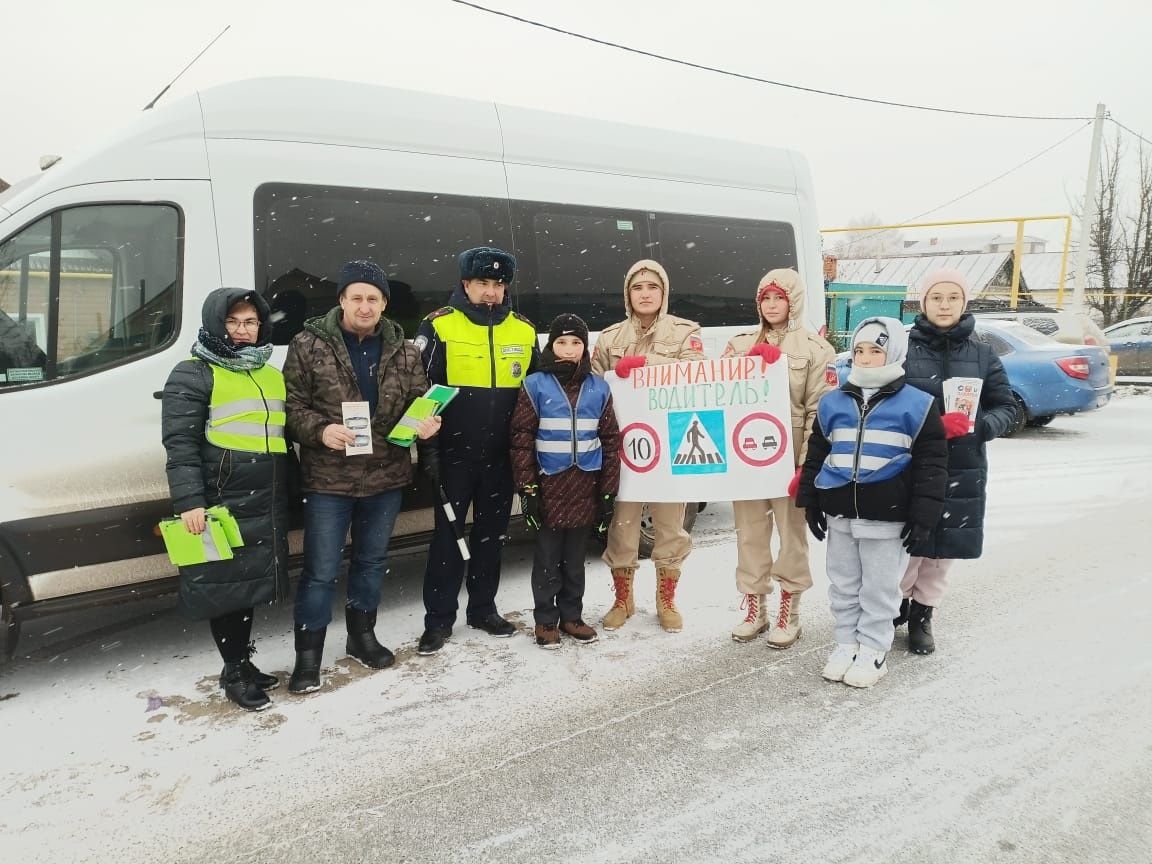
[943, 377, 983, 434]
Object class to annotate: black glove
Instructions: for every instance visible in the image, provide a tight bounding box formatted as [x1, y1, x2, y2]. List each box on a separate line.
[415, 439, 440, 487]
[901, 521, 930, 552]
[596, 492, 617, 537]
[520, 484, 543, 532]
[805, 508, 827, 542]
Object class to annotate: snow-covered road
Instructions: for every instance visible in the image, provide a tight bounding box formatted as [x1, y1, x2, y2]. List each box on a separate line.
[2, 392, 1150, 864]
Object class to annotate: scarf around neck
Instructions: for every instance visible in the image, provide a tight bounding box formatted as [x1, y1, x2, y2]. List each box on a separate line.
[847, 361, 904, 389]
[192, 327, 273, 371]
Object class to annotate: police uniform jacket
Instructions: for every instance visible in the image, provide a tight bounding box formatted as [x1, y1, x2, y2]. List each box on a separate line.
[416, 284, 539, 461]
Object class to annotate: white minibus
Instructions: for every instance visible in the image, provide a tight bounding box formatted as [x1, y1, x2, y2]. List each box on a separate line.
[0, 76, 824, 658]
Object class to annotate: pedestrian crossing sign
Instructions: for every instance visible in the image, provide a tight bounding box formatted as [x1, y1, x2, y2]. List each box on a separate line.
[667, 410, 727, 475]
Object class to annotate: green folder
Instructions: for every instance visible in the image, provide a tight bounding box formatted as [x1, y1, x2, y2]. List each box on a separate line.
[205, 505, 244, 548]
[386, 385, 459, 446]
[159, 516, 236, 567]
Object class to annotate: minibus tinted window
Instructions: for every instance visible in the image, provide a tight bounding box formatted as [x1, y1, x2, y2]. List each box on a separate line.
[0, 204, 180, 388]
[652, 217, 796, 328]
[515, 205, 646, 332]
[254, 184, 513, 342]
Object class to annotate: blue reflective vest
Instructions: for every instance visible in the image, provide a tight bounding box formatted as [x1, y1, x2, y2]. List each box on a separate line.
[522, 372, 610, 475]
[815, 385, 933, 488]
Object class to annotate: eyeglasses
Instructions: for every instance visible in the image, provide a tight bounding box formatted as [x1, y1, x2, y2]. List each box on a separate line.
[225, 318, 261, 331]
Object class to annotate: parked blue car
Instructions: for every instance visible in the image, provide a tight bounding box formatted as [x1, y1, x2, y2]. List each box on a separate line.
[834, 320, 1112, 436]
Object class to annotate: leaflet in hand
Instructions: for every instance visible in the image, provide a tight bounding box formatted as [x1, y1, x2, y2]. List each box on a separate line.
[943, 377, 983, 434]
[343, 400, 373, 456]
[386, 385, 458, 446]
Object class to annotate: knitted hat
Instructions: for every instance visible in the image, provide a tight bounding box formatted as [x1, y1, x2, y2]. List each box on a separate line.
[337, 260, 390, 300]
[546, 313, 589, 350]
[851, 316, 908, 367]
[459, 247, 516, 283]
[918, 268, 968, 311]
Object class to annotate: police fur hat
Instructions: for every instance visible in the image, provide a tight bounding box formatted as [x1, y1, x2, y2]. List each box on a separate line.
[337, 259, 390, 300]
[459, 246, 516, 284]
[546, 313, 589, 350]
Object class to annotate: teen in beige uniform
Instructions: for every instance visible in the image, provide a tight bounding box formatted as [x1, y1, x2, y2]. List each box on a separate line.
[590, 260, 704, 632]
[722, 268, 835, 648]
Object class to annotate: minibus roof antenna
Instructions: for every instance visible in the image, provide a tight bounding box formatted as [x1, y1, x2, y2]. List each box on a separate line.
[143, 25, 231, 110]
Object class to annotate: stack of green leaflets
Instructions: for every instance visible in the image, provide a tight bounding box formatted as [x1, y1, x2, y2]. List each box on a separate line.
[158, 506, 245, 567]
[387, 384, 459, 446]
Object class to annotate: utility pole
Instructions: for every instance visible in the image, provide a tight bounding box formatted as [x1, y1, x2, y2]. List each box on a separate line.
[1071, 103, 1106, 314]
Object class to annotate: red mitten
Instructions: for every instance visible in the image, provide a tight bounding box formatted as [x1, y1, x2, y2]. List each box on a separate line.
[747, 343, 782, 366]
[940, 412, 971, 439]
[615, 355, 647, 378]
[787, 466, 802, 499]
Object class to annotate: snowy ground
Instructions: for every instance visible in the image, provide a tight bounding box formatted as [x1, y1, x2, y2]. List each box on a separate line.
[2, 392, 1151, 864]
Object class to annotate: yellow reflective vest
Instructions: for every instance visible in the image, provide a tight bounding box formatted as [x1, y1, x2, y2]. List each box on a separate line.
[200, 362, 288, 454]
[430, 308, 536, 388]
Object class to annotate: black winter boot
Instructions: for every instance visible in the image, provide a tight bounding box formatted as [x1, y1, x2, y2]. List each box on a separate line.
[220, 661, 272, 711]
[345, 607, 395, 669]
[288, 627, 326, 693]
[218, 642, 280, 692]
[907, 600, 936, 655]
[893, 597, 911, 628]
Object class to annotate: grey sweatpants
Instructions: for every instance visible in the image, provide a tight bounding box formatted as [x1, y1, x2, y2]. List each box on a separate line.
[825, 516, 909, 652]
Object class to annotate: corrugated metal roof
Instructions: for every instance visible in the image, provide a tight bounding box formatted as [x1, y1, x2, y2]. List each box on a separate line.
[832, 251, 1129, 303]
[833, 252, 1010, 299]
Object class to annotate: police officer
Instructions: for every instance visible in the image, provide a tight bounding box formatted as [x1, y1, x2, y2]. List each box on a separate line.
[415, 247, 539, 654]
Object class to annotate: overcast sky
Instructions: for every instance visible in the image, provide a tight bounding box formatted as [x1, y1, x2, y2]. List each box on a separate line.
[3, 0, 1149, 247]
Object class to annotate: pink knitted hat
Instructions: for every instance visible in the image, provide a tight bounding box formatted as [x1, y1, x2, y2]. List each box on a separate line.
[918, 268, 969, 311]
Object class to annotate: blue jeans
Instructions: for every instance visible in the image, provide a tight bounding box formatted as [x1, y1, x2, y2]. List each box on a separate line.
[294, 489, 403, 631]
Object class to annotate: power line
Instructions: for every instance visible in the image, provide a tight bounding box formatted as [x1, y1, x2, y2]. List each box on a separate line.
[834, 121, 1093, 250]
[447, 0, 1093, 122]
[1110, 117, 1152, 149]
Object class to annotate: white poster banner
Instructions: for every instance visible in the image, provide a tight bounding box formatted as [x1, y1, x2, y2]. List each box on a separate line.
[608, 357, 794, 503]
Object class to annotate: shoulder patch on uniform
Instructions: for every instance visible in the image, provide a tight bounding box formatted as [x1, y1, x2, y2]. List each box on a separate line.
[425, 306, 456, 321]
[689, 334, 704, 352]
[825, 363, 839, 387]
[413, 334, 429, 352]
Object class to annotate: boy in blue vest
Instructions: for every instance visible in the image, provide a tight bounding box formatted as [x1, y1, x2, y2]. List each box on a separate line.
[796, 317, 948, 687]
[510, 314, 621, 648]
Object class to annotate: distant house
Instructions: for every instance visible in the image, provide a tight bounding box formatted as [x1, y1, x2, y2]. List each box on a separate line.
[826, 250, 1060, 337]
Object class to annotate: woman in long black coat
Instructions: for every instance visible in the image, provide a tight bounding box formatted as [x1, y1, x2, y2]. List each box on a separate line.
[899, 269, 1017, 655]
[161, 287, 290, 711]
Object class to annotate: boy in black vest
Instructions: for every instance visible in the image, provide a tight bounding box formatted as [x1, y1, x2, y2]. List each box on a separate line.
[797, 317, 948, 687]
[510, 314, 621, 648]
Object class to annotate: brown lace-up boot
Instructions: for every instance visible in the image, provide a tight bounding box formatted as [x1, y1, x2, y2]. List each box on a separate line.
[602, 568, 636, 630]
[656, 567, 683, 632]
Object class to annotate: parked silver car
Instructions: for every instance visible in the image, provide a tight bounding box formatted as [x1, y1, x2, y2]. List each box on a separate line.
[1103, 316, 1152, 375]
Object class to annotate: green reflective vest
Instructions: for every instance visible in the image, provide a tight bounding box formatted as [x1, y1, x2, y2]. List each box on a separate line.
[199, 361, 288, 454]
[431, 309, 536, 388]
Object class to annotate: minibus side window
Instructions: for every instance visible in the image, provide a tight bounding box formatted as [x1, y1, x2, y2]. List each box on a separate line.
[0, 204, 181, 388]
[510, 203, 647, 332]
[255, 183, 512, 342]
[652, 217, 797, 328]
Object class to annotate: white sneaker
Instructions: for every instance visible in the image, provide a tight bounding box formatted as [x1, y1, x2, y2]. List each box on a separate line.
[821, 643, 859, 682]
[842, 645, 888, 688]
